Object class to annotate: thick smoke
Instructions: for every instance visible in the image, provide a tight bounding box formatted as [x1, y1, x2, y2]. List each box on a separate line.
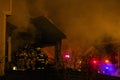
[7, 0, 36, 51]
[7, 0, 120, 53]
[7, 0, 30, 31]
[42, 0, 120, 50]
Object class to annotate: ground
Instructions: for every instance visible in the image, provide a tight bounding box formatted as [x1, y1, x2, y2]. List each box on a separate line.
[0, 68, 120, 80]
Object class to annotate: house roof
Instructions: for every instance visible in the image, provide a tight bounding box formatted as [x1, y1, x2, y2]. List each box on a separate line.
[31, 16, 66, 47]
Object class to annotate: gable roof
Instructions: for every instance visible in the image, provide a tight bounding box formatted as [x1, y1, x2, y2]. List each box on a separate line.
[31, 16, 66, 47]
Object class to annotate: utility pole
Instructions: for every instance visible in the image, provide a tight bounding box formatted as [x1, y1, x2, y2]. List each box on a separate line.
[0, 0, 12, 76]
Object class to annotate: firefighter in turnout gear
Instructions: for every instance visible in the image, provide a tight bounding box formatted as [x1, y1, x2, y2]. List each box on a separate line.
[35, 47, 48, 69]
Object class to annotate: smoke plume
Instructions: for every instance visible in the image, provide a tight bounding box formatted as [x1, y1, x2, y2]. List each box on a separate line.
[42, 0, 120, 50]
[7, 0, 120, 54]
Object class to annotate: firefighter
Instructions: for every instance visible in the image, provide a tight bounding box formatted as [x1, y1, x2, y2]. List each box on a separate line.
[30, 48, 37, 70]
[35, 47, 48, 69]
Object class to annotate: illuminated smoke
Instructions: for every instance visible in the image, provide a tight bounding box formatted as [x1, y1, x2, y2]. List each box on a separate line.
[7, 0, 120, 55]
[42, 0, 120, 51]
[7, 0, 30, 31]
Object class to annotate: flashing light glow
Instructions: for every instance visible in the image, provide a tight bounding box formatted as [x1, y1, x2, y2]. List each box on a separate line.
[99, 61, 116, 76]
[105, 59, 109, 63]
[97, 71, 100, 73]
[63, 51, 70, 59]
[105, 66, 109, 70]
[65, 54, 70, 58]
[93, 60, 97, 64]
[91, 59, 98, 64]
[103, 71, 105, 73]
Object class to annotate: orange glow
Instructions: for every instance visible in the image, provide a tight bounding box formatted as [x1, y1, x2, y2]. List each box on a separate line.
[105, 59, 109, 63]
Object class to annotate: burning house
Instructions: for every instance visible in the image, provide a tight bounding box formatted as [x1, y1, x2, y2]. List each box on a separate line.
[5, 16, 66, 71]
